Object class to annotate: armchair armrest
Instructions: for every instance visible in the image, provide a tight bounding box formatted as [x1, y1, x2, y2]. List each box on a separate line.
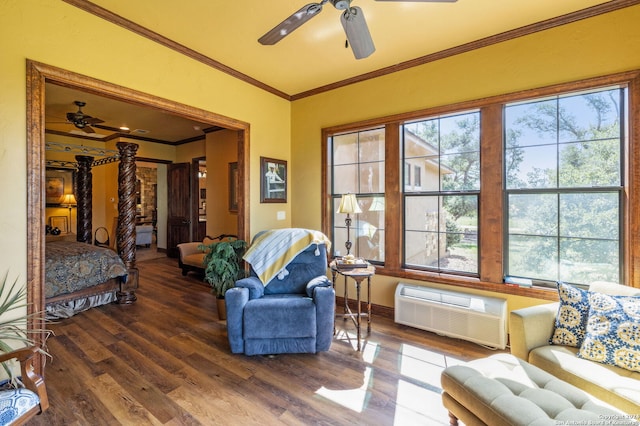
[0, 346, 49, 412]
[234, 276, 265, 300]
[306, 276, 331, 297]
[312, 284, 336, 352]
[177, 242, 204, 259]
[509, 302, 558, 361]
[225, 287, 249, 354]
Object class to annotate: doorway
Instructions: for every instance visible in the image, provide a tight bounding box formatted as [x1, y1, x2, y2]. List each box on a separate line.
[26, 61, 250, 370]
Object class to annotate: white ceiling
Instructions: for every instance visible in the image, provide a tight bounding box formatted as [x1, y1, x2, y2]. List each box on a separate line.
[46, 0, 616, 143]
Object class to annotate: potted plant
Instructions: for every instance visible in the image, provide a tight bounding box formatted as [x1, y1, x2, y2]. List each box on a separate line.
[0, 272, 50, 387]
[202, 238, 248, 320]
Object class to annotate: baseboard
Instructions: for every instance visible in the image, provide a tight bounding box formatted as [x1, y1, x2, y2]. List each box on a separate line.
[335, 296, 394, 320]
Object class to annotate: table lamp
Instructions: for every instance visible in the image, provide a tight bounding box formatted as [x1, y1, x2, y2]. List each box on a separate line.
[62, 193, 77, 232]
[337, 193, 361, 255]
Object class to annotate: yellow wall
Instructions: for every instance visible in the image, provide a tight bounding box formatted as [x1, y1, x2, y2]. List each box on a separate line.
[291, 5, 640, 310]
[0, 0, 290, 286]
[205, 130, 239, 236]
[3, 0, 640, 318]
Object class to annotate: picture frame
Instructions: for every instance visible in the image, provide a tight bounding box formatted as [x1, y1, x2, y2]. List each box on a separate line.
[45, 168, 75, 206]
[260, 157, 287, 203]
[49, 216, 69, 234]
[229, 162, 238, 212]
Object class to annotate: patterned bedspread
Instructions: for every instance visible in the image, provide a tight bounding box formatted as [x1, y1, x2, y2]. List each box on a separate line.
[45, 241, 127, 299]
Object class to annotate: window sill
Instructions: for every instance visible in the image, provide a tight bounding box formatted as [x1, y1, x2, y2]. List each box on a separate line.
[374, 266, 559, 302]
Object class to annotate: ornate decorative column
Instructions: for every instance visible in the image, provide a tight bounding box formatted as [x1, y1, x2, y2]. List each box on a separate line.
[116, 142, 139, 304]
[75, 155, 94, 244]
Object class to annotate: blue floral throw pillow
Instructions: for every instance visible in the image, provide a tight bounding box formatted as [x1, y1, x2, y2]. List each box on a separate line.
[578, 292, 640, 372]
[550, 281, 590, 347]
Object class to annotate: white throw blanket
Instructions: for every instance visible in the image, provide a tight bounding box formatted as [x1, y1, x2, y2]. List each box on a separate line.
[243, 228, 331, 285]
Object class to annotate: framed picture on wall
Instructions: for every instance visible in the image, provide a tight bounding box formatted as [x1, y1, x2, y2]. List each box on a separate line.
[49, 216, 68, 234]
[45, 168, 75, 206]
[260, 157, 287, 203]
[229, 162, 238, 212]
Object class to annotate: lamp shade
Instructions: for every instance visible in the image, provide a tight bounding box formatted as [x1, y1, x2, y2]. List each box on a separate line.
[62, 193, 77, 206]
[337, 193, 362, 214]
[369, 196, 385, 212]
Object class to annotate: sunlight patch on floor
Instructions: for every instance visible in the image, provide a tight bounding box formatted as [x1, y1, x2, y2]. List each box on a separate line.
[333, 328, 380, 362]
[315, 366, 373, 413]
[393, 379, 450, 425]
[399, 343, 464, 384]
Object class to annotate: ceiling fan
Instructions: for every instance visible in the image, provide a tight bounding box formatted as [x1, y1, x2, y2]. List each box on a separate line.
[258, 0, 457, 60]
[65, 100, 105, 133]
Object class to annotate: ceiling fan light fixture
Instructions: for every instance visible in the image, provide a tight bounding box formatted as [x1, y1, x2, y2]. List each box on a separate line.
[341, 6, 375, 59]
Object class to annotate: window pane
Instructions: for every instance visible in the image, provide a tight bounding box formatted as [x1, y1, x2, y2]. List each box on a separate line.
[558, 90, 621, 143]
[333, 164, 358, 194]
[355, 196, 385, 262]
[508, 193, 557, 237]
[439, 113, 480, 154]
[405, 230, 440, 267]
[558, 139, 621, 187]
[506, 145, 557, 189]
[441, 153, 480, 191]
[559, 238, 619, 283]
[405, 195, 439, 232]
[504, 99, 557, 148]
[358, 128, 385, 162]
[404, 119, 438, 152]
[405, 195, 477, 274]
[405, 156, 439, 192]
[359, 162, 384, 193]
[508, 235, 558, 281]
[439, 242, 477, 274]
[333, 133, 358, 165]
[560, 193, 619, 240]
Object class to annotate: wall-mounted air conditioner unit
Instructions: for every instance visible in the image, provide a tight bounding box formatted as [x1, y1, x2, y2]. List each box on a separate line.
[394, 283, 507, 349]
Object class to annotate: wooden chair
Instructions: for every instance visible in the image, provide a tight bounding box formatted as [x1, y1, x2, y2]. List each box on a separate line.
[0, 347, 48, 425]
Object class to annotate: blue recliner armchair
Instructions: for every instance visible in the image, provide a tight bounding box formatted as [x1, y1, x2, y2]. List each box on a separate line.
[225, 231, 335, 356]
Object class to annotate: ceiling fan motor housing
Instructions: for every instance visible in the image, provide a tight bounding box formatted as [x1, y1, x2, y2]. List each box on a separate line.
[331, 0, 351, 10]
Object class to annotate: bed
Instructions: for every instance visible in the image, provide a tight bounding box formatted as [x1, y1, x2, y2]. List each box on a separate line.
[45, 241, 128, 319]
[44, 142, 140, 318]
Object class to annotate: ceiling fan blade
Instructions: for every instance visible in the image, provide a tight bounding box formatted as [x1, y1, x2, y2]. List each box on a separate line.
[85, 116, 105, 125]
[259, 3, 324, 45]
[375, 0, 457, 2]
[341, 6, 375, 60]
[82, 126, 96, 133]
[93, 124, 130, 133]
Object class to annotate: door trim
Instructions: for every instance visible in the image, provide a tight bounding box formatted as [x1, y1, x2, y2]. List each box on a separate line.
[26, 60, 250, 372]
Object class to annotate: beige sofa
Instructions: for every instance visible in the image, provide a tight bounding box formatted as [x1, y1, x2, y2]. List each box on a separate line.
[510, 282, 640, 414]
[177, 234, 237, 276]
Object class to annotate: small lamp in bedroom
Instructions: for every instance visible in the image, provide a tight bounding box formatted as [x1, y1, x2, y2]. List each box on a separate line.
[62, 193, 77, 233]
[337, 193, 361, 256]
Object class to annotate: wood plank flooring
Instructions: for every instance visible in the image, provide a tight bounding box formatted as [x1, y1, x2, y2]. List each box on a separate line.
[30, 257, 504, 425]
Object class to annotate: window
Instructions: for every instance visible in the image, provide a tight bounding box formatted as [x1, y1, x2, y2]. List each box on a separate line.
[330, 128, 385, 262]
[504, 87, 625, 286]
[323, 72, 637, 292]
[403, 111, 480, 275]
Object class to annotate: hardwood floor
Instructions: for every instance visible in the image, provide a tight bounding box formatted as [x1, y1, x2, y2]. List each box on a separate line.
[30, 257, 504, 425]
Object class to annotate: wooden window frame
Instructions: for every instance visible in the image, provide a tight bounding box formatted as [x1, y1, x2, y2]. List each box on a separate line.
[321, 70, 640, 300]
